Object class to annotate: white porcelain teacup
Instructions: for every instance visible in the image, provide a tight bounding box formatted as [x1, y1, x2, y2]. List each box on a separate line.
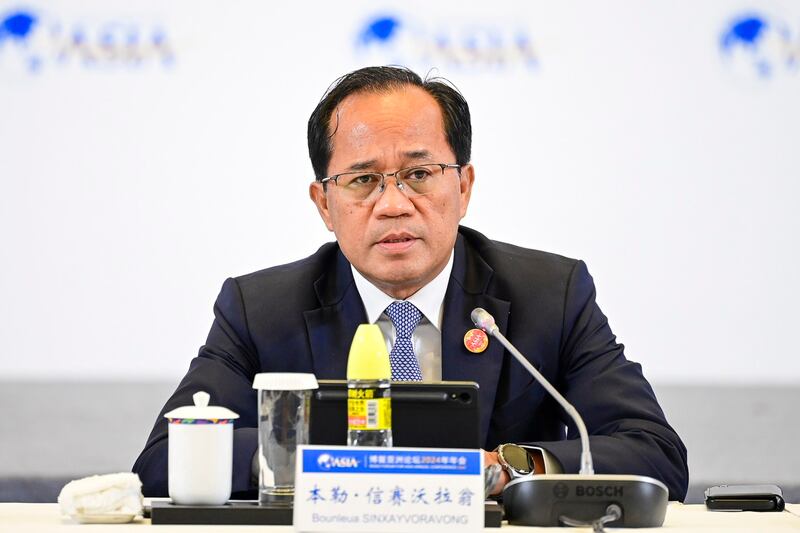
[164, 391, 239, 505]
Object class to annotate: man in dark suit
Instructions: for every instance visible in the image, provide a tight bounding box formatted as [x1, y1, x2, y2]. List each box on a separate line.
[133, 66, 688, 501]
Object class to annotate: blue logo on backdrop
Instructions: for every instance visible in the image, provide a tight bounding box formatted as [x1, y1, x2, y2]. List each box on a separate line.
[0, 6, 174, 75]
[355, 13, 538, 73]
[719, 12, 799, 79]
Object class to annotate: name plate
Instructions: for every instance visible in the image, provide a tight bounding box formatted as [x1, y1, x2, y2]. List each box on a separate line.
[294, 445, 484, 532]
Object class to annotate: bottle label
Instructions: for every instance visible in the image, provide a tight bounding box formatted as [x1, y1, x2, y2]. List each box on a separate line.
[347, 387, 391, 430]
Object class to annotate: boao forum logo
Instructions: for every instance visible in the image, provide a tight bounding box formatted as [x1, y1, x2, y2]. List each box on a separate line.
[0, 6, 174, 75]
[720, 12, 799, 79]
[316, 453, 361, 471]
[354, 13, 539, 73]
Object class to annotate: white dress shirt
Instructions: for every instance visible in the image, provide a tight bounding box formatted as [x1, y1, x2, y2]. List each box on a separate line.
[351, 252, 454, 382]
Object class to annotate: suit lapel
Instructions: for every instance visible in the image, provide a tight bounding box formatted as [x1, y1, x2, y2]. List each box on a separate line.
[442, 233, 510, 446]
[303, 249, 367, 379]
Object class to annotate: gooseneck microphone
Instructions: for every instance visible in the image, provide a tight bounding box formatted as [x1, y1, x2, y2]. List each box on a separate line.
[471, 308, 669, 529]
[471, 308, 594, 476]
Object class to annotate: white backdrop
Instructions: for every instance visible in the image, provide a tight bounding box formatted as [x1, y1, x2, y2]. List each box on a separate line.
[1, 1, 798, 384]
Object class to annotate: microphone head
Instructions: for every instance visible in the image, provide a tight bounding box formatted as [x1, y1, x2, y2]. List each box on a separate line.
[471, 307, 498, 334]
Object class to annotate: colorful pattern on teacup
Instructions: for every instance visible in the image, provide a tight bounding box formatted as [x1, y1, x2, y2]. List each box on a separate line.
[167, 418, 234, 424]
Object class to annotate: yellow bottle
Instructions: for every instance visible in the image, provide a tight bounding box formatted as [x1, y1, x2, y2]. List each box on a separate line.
[346, 324, 392, 447]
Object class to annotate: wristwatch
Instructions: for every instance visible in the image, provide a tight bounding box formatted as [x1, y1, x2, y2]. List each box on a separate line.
[495, 443, 535, 479]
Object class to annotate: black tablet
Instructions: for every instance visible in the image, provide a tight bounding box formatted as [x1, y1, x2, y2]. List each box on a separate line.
[310, 380, 481, 449]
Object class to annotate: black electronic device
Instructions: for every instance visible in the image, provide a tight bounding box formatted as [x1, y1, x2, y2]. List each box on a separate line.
[310, 380, 480, 448]
[704, 484, 785, 511]
[471, 308, 669, 528]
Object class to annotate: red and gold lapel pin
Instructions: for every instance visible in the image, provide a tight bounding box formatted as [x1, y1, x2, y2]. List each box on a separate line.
[464, 328, 489, 354]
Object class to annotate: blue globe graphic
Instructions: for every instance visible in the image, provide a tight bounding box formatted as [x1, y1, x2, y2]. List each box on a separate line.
[720, 14, 795, 79]
[359, 16, 401, 47]
[0, 10, 36, 43]
[0, 9, 43, 72]
[354, 14, 411, 67]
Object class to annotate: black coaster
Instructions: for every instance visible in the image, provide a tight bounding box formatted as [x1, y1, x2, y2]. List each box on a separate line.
[150, 501, 504, 527]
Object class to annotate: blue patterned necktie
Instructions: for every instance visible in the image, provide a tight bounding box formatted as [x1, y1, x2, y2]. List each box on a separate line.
[384, 301, 423, 381]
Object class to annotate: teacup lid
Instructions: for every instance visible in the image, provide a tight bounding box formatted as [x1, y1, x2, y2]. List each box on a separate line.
[252, 372, 319, 391]
[163, 391, 239, 420]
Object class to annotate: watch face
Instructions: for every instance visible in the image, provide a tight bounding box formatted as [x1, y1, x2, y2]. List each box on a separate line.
[503, 445, 533, 474]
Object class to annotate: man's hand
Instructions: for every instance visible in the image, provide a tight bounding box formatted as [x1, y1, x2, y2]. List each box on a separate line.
[483, 450, 510, 496]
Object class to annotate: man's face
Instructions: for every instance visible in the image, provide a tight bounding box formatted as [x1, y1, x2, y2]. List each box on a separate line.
[309, 86, 474, 300]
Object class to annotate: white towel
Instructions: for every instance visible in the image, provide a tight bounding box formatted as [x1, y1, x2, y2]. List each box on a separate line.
[58, 472, 143, 518]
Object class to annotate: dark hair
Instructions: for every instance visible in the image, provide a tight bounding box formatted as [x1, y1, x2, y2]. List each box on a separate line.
[307, 66, 472, 181]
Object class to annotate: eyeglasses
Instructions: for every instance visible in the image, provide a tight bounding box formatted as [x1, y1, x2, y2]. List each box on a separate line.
[320, 163, 461, 202]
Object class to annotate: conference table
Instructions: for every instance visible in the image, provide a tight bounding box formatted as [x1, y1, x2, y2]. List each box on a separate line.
[1, 502, 799, 531]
